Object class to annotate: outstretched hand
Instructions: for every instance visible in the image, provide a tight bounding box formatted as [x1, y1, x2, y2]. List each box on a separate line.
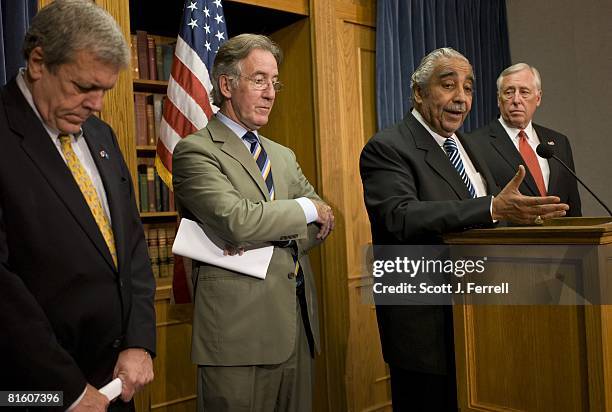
[492, 165, 569, 224]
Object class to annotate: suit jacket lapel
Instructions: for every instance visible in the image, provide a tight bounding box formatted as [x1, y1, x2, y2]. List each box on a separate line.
[208, 117, 271, 201]
[4, 80, 116, 270]
[534, 124, 560, 195]
[405, 114, 472, 199]
[488, 120, 540, 196]
[457, 132, 498, 196]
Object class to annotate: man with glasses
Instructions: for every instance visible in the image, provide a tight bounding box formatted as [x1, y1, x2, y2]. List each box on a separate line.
[469, 63, 581, 215]
[173, 33, 334, 411]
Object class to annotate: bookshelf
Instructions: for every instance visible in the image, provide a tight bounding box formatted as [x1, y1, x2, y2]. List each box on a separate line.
[129, 30, 178, 301]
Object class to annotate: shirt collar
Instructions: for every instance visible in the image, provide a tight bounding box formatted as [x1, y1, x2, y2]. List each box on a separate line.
[498, 116, 535, 140]
[216, 111, 259, 141]
[411, 108, 458, 147]
[16, 68, 83, 141]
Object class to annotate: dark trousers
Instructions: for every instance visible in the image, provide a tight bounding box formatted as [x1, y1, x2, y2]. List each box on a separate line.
[389, 367, 458, 412]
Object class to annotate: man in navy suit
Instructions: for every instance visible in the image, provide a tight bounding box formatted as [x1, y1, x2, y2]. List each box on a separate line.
[0, 1, 155, 411]
[469, 63, 581, 216]
[360, 48, 569, 411]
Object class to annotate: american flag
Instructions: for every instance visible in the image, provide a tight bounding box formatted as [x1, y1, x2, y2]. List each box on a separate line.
[155, 0, 227, 303]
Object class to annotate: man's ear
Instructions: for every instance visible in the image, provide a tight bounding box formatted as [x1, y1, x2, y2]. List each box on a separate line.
[219, 75, 233, 99]
[27, 46, 45, 80]
[413, 85, 424, 105]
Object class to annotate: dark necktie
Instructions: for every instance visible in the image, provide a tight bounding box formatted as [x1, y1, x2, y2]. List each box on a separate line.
[518, 130, 546, 196]
[443, 137, 476, 198]
[243, 131, 275, 200]
[242, 132, 303, 287]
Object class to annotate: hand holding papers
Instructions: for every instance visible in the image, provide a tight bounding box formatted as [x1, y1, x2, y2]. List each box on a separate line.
[99, 378, 122, 401]
[172, 218, 274, 279]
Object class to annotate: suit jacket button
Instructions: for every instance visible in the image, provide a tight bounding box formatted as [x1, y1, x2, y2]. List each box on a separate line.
[112, 338, 122, 348]
[288, 272, 295, 279]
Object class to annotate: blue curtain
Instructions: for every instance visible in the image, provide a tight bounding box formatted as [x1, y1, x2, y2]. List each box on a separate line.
[376, 0, 511, 132]
[0, 0, 37, 86]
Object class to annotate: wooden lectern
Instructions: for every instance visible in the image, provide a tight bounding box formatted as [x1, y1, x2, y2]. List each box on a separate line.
[443, 217, 612, 412]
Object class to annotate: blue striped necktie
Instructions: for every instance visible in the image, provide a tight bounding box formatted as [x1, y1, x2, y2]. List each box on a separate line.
[443, 137, 476, 198]
[243, 131, 275, 200]
[243, 131, 304, 287]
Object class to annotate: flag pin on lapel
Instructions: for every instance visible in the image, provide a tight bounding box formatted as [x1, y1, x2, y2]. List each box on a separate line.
[100, 150, 109, 159]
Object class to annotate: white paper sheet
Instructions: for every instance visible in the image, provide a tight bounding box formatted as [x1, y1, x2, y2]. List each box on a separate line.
[99, 378, 122, 401]
[172, 218, 273, 279]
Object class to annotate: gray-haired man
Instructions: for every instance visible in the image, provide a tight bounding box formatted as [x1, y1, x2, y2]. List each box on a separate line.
[360, 48, 568, 411]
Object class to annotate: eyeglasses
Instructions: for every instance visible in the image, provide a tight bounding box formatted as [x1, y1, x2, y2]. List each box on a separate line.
[234, 74, 283, 92]
[500, 87, 536, 100]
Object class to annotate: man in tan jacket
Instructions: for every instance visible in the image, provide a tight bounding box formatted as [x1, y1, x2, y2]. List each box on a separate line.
[173, 33, 334, 411]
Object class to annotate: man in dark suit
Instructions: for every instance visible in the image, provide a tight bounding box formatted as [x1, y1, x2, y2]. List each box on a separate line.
[0, 1, 155, 411]
[469, 63, 581, 216]
[172, 34, 334, 411]
[360, 48, 569, 411]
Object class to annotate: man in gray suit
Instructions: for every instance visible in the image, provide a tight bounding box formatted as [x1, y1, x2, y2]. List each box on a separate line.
[173, 34, 334, 411]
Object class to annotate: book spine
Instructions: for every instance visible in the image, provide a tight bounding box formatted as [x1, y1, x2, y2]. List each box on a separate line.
[145, 94, 155, 145]
[148, 228, 160, 277]
[147, 35, 157, 81]
[137, 162, 148, 213]
[134, 93, 148, 146]
[130, 34, 139, 80]
[136, 30, 149, 80]
[146, 161, 156, 212]
[158, 227, 168, 277]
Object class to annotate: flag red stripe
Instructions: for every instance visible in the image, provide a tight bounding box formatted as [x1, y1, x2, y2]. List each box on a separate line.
[155, 139, 173, 174]
[163, 99, 197, 138]
[171, 58, 214, 119]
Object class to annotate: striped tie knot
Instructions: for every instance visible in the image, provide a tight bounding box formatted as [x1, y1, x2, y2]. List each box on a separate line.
[443, 137, 477, 198]
[243, 131, 275, 200]
[243, 131, 258, 150]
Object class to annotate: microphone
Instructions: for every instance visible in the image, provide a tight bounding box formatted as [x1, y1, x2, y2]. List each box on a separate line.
[536, 143, 612, 216]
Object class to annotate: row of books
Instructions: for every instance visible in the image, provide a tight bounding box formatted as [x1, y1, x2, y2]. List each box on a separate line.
[131, 31, 175, 81]
[145, 226, 176, 278]
[138, 159, 175, 213]
[134, 92, 166, 146]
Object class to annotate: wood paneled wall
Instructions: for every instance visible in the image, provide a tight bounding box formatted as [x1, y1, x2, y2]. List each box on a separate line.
[310, 1, 386, 411]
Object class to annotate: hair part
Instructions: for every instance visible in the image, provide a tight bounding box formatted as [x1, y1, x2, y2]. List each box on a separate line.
[211, 33, 282, 107]
[23, 0, 129, 73]
[496, 62, 542, 94]
[411, 47, 472, 105]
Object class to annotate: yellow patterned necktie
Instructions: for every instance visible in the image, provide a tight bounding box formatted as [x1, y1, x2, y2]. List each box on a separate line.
[59, 135, 117, 268]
